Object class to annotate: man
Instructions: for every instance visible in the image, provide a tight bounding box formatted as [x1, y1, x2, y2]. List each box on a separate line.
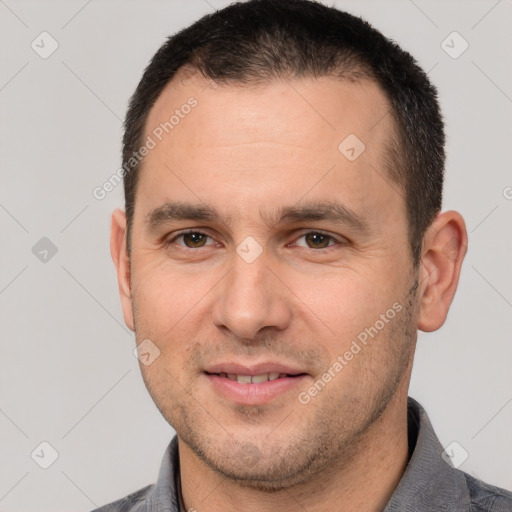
[97, 0, 512, 510]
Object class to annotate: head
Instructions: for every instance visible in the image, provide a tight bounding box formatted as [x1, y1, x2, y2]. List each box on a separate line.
[111, 0, 467, 492]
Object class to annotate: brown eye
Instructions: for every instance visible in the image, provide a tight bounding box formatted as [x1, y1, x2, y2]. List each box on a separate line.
[181, 232, 207, 248]
[298, 232, 335, 249]
[170, 231, 214, 248]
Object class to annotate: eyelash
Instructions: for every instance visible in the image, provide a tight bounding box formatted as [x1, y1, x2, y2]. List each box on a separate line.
[165, 229, 344, 251]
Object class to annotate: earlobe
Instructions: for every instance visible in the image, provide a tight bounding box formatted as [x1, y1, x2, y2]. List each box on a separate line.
[110, 209, 135, 332]
[417, 211, 468, 332]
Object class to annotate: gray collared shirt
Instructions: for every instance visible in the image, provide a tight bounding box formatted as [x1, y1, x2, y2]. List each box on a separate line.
[92, 397, 512, 511]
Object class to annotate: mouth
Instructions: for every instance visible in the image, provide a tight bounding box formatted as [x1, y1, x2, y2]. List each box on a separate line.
[205, 371, 306, 384]
[203, 363, 310, 405]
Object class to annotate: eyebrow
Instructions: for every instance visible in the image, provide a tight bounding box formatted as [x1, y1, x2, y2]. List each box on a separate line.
[146, 202, 225, 227]
[146, 200, 369, 233]
[264, 202, 369, 232]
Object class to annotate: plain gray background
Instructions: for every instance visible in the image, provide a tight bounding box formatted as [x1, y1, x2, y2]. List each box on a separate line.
[1, 0, 511, 510]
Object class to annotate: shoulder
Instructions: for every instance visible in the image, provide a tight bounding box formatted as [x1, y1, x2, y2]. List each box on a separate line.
[90, 484, 154, 512]
[462, 472, 512, 512]
[90, 437, 180, 512]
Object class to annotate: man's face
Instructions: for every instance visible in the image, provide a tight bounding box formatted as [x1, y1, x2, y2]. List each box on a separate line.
[123, 74, 419, 489]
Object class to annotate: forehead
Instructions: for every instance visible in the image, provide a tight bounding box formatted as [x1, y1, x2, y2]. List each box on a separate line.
[137, 72, 401, 226]
[145, 72, 392, 151]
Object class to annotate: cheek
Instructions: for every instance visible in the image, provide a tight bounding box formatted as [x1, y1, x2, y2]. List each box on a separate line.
[132, 257, 207, 323]
[298, 268, 407, 371]
[299, 274, 411, 402]
[131, 257, 231, 375]
[299, 270, 381, 337]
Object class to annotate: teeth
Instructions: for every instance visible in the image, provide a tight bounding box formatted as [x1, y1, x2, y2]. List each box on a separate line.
[218, 373, 292, 383]
[251, 373, 269, 384]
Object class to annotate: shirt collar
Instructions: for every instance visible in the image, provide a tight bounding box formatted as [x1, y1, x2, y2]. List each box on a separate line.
[383, 396, 470, 512]
[144, 435, 180, 512]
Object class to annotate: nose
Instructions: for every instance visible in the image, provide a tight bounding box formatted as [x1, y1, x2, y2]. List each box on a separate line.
[211, 251, 292, 341]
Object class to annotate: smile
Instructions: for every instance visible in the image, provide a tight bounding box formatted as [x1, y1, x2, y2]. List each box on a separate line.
[204, 370, 309, 405]
[214, 372, 295, 383]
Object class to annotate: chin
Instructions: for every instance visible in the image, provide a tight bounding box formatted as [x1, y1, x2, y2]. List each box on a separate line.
[194, 440, 325, 492]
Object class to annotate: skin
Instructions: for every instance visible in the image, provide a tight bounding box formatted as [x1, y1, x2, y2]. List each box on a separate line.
[111, 73, 467, 512]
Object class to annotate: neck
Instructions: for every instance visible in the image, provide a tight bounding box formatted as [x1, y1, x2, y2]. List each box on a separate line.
[179, 390, 410, 512]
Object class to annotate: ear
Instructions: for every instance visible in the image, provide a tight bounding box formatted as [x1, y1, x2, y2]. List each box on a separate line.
[417, 210, 468, 332]
[110, 209, 134, 332]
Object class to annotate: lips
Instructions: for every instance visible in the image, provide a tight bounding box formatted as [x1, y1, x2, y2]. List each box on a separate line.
[204, 362, 309, 405]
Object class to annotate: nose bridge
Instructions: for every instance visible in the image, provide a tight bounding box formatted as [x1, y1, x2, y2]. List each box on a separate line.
[230, 250, 268, 300]
[211, 249, 290, 339]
